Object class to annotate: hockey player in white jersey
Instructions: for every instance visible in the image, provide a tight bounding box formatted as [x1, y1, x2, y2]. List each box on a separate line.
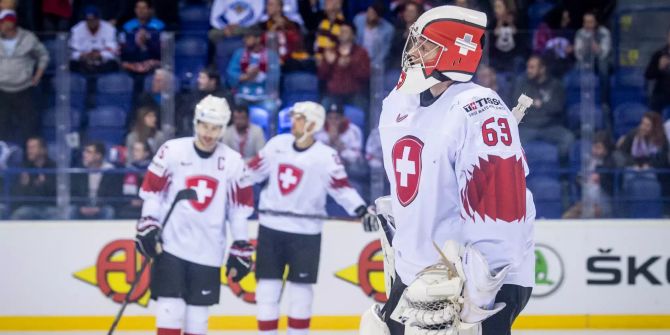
[245, 101, 377, 335]
[135, 95, 255, 335]
[360, 5, 535, 335]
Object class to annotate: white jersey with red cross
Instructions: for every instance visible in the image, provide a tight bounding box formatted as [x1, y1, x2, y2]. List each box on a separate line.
[139, 137, 254, 267]
[246, 134, 366, 235]
[379, 81, 536, 287]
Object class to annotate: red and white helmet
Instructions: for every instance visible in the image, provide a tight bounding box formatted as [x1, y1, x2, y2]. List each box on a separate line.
[396, 5, 487, 94]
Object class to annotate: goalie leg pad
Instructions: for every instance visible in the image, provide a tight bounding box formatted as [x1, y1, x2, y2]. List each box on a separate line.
[390, 240, 511, 334]
[360, 304, 391, 335]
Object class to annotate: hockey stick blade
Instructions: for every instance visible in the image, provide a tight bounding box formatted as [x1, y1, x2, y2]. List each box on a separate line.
[174, 188, 198, 202]
[107, 188, 197, 335]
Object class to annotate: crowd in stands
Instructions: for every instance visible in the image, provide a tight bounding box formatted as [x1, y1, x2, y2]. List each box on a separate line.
[0, 0, 669, 220]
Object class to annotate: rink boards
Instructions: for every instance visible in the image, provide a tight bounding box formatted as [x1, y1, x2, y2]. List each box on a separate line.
[0, 219, 669, 331]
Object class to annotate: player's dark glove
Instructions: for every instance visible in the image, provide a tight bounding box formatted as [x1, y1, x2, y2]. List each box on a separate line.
[355, 205, 379, 232]
[135, 217, 162, 258]
[226, 240, 254, 282]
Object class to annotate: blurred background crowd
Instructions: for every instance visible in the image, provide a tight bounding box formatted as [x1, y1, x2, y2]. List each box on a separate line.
[0, 0, 669, 220]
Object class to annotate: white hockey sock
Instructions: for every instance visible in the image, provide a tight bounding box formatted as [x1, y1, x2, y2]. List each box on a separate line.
[155, 297, 186, 334]
[256, 279, 283, 335]
[287, 282, 313, 335]
[184, 304, 209, 335]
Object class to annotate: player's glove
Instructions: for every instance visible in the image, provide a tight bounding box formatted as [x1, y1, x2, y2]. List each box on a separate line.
[226, 240, 254, 282]
[355, 205, 379, 232]
[135, 216, 162, 258]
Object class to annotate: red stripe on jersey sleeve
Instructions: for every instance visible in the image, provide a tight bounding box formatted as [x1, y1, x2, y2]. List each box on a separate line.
[330, 176, 351, 189]
[248, 154, 263, 170]
[232, 184, 254, 207]
[141, 171, 168, 193]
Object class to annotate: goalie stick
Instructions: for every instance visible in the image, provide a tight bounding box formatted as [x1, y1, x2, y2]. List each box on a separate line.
[512, 94, 533, 124]
[107, 188, 198, 335]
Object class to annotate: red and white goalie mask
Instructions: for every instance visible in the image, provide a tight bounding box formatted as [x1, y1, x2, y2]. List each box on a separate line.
[396, 5, 487, 94]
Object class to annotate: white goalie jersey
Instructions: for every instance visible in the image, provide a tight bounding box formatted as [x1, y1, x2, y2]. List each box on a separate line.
[378, 82, 536, 287]
[139, 137, 254, 267]
[246, 134, 365, 235]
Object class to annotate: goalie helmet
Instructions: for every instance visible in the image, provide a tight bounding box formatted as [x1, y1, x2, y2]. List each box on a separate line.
[193, 95, 231, 137]
[396, 5, 487, 94]
[292, 101, 325, 140]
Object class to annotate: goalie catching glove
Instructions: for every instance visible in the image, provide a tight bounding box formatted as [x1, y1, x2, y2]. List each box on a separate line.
[226, 240, 254, 282]
[135, 216, 162, 258]
[391, 240, 510, 334]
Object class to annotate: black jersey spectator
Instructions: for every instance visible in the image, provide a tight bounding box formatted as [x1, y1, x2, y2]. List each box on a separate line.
[645, 27, 670, 113]
[10, 136, 58, 220]
[69, 142, 123, 220]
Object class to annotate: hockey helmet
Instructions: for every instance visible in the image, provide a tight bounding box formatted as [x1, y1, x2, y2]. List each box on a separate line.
[291, 101, 325, 136]
[193, 95, 231, 138]
[396, 5, 487, 94]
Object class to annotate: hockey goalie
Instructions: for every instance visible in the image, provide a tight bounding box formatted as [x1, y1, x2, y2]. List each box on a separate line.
[360, 5, 536, 335]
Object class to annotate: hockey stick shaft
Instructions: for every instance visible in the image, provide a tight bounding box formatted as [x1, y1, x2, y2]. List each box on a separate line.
[257, 208, 359, 222]
[107, 189, 197, 335]
[106, 257, 150, 335]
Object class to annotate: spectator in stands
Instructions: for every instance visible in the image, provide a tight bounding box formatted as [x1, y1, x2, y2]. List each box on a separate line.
[136, 67, 174, 114]
[645, 27, 670, 113]
[314, 102, 364, 170]
[117, 140, 151, 219]
[318, 22, 371, 110]
[315, 102, 367, 194]
[489, 0, 524, 73]
[260, 0, 302, 66]
[475, 64, 511, 105]
[227, 25, 278, 109]
[0, 0, 14, 11]
[616, 112, 668, 169]
[125, 107, 168, 165]
[176, 67, 234, 136]
[353, 2, 393, 66]
[279, 34, 314, 73]
[71, 0, 134, 26]
[70, 142, 122, 220]
[10, 136, 58, 220]
[387, 1, 421, 69]
[534, 8, 575, 77]
[0, 10, 49, 143]
[119, 0, 163, 77]
[574, 11, 610, 85]
[513, 55, 573, 161]
[222, 104, 266, 160]
[261, 0, 303, 24]
[300, 0, 345, 59]
[209, 0, 264, 42]
[563, 132, 617, 219]
[69, 6, 119, 74]
[41, 0, 71, 31]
